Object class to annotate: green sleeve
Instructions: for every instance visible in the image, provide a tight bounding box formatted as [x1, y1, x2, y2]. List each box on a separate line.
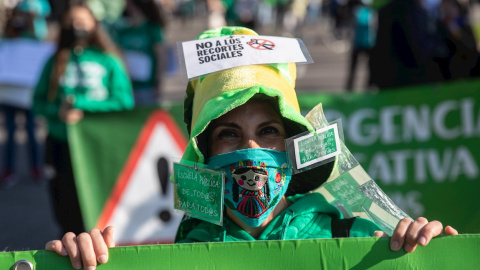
[349, 217, 383, 238]
[74, 55, 134, 112]
[33, 57, 59, 119]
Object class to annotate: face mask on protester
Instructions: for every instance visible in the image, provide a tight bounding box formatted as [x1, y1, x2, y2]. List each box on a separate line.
[61, 27, 92, 46]
[207, 148, 292, 227]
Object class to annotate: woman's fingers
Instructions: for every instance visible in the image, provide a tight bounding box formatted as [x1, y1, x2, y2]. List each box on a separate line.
[390, 218, 413, 251]
[402, 217, 429, 252]
[45, 226, 115, 270]
[62, 232, 82, 269]
[445, 225, 459, 235]
[391, 218, 451, 253]
[102, 226, 116, 248]
[45, 240, 67, 256]
[77, 232, 98, 270]
[66, 109, 84, 124]
[90, 228, 109, 264]
[374, 231, 388, 237]
[416, 220, 443, 247]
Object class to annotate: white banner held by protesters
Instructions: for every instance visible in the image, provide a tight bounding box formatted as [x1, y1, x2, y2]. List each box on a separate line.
[177, 35, 313, 81]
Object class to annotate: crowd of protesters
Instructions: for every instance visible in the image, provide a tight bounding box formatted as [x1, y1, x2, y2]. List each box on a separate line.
[345, 0, 480, 90]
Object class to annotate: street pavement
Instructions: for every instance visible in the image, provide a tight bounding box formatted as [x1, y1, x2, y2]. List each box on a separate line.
[0, 14, 373, 251]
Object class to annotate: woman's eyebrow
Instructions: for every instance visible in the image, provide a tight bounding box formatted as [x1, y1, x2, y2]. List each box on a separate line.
[258, 120, 282, 127]
[212, 122, 241, 129]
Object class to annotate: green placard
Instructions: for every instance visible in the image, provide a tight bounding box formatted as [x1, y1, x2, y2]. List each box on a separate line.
[294, 124, 341, 169]
[1, 236, 479, 269]
[317, 165, 409, 235]
[173, 163, 224, 225]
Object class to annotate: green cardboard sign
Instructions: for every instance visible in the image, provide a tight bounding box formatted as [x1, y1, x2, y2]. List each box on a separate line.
[173, 163, 224, 225]
[1, 236, 478, 269]
[294, 123, 341, 169]
[317, 165, 409, 235]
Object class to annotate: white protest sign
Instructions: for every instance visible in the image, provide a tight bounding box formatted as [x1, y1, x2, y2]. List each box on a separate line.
[177, 35, 313, 81]
[0, 38, 55, 87]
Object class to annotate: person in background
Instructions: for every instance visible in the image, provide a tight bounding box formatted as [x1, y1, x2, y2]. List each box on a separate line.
[439, 0, 479, 79]
[219, 0, 259, 30]
[15, 0, 51, 40]
[344, 0, 376, 91]
[86, 0, 127, 31]
[206, 0, 227, 29]
[45, 26, 458, 270]
[369, 0, 452, 89]
[0, 6, 49, 188]
[33, 2, 134, 235]
[112, 0, 167, 106]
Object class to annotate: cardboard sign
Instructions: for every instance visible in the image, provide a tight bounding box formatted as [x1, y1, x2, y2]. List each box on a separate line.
[2, 236, 479, 269]
[0, 39, 54, 87]
[293, 123, 341, 169]
[178, 35, 313, 80]
[174, 163, 224, 225]
[317, 165, 409, 235]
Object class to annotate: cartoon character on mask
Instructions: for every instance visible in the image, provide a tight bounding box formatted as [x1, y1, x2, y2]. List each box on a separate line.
[208, 148, 292, 227]
[231, 164, 271, 218]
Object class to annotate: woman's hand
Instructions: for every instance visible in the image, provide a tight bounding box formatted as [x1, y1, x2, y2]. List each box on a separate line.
[375, 218, 458, 252]
[45, 226, 115, 270]
[58, 96, 84, 124]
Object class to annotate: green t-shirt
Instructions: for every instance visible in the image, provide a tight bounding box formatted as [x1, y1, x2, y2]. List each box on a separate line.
[113, 20, 164, 90]
[33, 47, 134, 141]
[176, 193, 382, 243]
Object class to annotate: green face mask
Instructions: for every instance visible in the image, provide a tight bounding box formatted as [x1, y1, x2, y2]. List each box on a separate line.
[207, 148, 292, 227]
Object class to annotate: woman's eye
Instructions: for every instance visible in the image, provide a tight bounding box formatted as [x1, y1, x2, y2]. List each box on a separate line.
[259, 126, 279, 135]
[217, 129, 238, 139]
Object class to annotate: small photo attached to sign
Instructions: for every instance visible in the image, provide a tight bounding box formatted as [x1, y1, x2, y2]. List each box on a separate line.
[293, 123, 342, 170]
[177, 35, 313, 81]
[173, 162, 225, 226]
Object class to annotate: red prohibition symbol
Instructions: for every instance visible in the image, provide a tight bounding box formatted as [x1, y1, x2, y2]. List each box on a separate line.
[247, 38, 275, 50]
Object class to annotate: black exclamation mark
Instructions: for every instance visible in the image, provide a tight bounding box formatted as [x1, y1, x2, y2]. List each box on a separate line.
[157, 157, 171, 222]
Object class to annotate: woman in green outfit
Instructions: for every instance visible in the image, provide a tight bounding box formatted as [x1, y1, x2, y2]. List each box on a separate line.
[46, 26, 457, 270]
[34, 2, 134, 236]
[112, 0, 167, 105]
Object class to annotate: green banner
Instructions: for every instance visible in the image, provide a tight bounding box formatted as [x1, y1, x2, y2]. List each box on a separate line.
[69, 79, 480, 244]
[297, 79, 480, 233]
[1, 236, 478, 269]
